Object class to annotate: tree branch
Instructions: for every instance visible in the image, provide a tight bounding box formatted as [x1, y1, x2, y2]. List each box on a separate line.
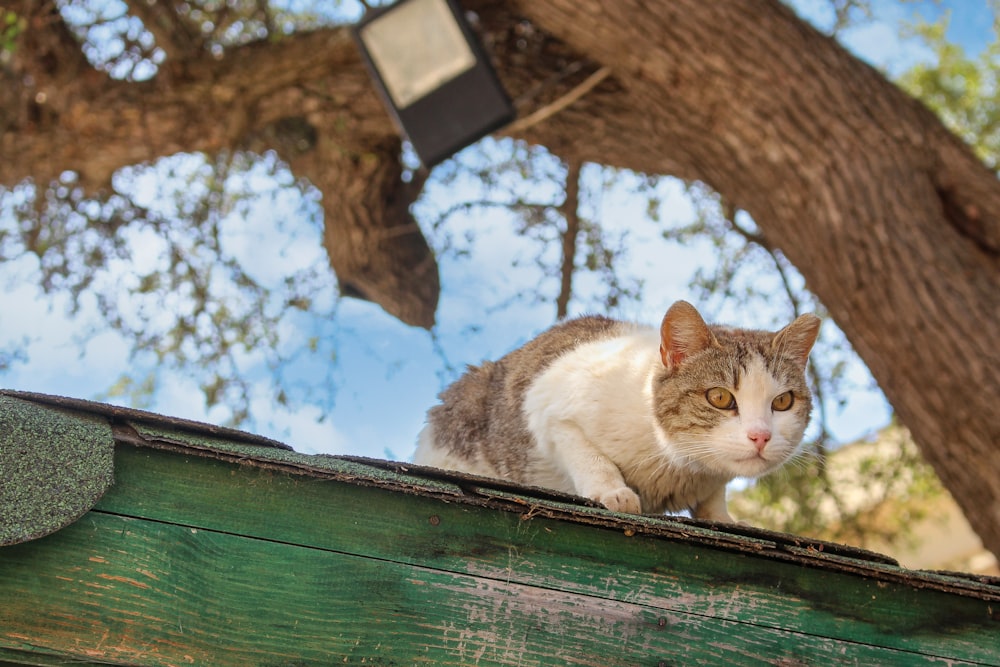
[122, 0, 202, 63]
[293, 136, 440, 329]
[1, 21, 369, 190]
[556, 158, 582, 319]
[506, 66, 612, 134]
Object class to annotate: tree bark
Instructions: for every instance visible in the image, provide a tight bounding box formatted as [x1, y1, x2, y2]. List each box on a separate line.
[3, 0, 999, 558]
[556, 159, 582, 320]
[295, 135, 439, 329]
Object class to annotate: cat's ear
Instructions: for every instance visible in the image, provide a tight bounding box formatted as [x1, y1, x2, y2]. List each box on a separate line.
[660, 301, 717, 371]
[772, 314, 822, 367]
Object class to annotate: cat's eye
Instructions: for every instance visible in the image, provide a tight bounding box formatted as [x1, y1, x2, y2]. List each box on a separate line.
[705, 387, 736, 410]
[772, 391, 795, 411]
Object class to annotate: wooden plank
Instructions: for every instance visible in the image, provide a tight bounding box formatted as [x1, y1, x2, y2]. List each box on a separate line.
[87, 445, 1000, 664]
[0, 650, 120, 666]
[0, 511, 983, 666]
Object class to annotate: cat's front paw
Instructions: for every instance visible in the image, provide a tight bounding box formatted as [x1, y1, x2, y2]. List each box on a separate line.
[596, 487, 642, 514]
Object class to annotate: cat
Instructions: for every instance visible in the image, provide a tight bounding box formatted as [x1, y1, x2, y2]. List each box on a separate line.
[413, 300, 821, 522]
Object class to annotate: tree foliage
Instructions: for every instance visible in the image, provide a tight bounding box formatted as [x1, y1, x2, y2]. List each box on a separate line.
[731, 422, 948, 551]
[0, 149, 340, 424]
[898, 10, 1000, 169]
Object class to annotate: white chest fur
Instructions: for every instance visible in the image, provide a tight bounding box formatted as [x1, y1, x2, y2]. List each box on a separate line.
[523, 328, 661, 470]
[520, 329, 728, 516]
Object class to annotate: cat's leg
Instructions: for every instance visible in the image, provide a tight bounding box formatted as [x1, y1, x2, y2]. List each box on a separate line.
[691, 484, 733, 522]
[543, 422, 642, 514]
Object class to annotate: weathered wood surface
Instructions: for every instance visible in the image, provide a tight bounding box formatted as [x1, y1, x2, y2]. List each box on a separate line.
[2, 443, 998, 666]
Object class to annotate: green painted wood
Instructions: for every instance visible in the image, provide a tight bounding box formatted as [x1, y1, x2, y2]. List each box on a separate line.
[79, 445, 1000, 664]
[0, 650, 120, 666]
[0, 510, 986, 666]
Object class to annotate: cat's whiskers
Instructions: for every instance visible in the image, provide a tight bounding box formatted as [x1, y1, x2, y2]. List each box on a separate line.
[782, 446, 819, 473]
[669, 432, 803, 474]
[664, 436, 739, 470]
[628, 448, 682, 481]
[630, 448, 672, 469]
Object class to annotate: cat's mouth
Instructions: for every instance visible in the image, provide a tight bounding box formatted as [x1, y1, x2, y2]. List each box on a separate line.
[731, 452, 779, 475]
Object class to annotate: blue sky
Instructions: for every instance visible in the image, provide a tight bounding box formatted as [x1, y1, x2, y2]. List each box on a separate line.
[0, 0, 994, 459]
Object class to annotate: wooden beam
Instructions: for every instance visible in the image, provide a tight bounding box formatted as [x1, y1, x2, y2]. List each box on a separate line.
[1, 444, 996, 665]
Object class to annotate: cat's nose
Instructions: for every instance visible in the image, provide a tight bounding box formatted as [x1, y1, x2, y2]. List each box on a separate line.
[747, 429, 772, 452]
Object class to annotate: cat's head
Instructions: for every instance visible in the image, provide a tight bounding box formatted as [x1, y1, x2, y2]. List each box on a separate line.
[652, 301, 821, 479]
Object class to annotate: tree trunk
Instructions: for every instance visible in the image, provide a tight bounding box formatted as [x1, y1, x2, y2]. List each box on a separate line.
[3, 0, 998, 558]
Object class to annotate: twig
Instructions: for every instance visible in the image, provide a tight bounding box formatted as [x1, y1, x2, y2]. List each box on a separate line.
[506, 66, 612, 134]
